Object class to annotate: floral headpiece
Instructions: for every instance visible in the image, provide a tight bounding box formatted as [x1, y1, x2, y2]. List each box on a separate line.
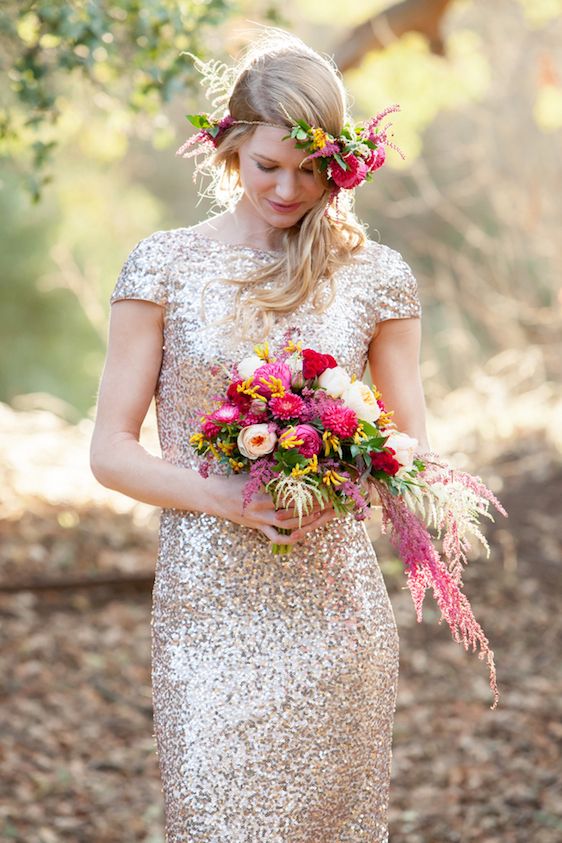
[176, 105, 405, 196]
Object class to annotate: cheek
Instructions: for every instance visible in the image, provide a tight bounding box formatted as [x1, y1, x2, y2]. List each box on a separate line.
[239, 163, 273, 192]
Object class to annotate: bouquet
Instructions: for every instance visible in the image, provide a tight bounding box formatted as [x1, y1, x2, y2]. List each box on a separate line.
[190, 336, 507, 709]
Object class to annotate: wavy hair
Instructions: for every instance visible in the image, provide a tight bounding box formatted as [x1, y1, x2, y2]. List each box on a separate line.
[190, 29, 368, 341]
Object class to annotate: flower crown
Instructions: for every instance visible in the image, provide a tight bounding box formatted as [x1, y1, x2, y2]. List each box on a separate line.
[176, 104, 405, 193]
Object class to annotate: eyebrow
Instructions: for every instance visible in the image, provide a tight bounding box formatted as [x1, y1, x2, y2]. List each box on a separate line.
[251, 154, 314, 167]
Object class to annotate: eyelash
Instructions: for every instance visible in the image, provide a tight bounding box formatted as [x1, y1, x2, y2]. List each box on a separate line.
[256, 163, 314, 175]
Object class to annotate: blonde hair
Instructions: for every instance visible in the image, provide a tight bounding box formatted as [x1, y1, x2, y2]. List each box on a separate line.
[191, 29, 368, 340]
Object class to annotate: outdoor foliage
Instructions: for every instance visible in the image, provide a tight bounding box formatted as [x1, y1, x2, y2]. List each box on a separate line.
[0, 0, 231, 201]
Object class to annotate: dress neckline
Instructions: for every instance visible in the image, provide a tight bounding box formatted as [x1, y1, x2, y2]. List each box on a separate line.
[182, 227, 283, 258]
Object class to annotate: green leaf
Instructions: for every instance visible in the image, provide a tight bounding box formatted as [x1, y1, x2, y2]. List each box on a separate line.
[333, 152, 348, 170]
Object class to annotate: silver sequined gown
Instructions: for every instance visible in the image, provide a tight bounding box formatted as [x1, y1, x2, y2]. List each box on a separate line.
[110, 227, 422, 842]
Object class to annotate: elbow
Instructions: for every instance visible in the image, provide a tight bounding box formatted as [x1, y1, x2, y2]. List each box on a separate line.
[89, 447, 115, 489]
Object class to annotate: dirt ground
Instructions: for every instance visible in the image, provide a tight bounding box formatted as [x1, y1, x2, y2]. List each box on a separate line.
[1, 420, 561, 842]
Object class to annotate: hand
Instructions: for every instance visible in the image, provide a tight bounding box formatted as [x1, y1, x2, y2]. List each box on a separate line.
[205, 473, 338, 546]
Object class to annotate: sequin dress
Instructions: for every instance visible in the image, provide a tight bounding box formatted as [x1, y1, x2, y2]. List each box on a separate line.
[110, 226, 422, 842]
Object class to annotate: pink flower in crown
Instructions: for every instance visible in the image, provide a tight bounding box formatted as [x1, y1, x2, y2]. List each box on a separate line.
[252, 362, 293, 399]
[320, 401, 359, 438]
[329, 153, 370, 189]
[269, 392, 306, 420]
[365, 145, 386, 172]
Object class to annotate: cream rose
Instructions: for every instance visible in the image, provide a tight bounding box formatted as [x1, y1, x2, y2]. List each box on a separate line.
[237, 354, 262, 380]
[237, 424, 277, 459]
[384, 431, 418, 470]
[341, 379, 381, 423]
[318, 365, 352, 398]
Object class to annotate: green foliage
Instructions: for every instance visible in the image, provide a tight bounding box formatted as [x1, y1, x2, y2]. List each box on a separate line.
[0, 0, 231, 201]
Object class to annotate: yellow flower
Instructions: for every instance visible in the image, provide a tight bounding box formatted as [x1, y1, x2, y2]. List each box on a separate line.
[229, 458, 245, 472]
[311, 127, 328, 150]
[280, 427, 305, 450]
[322, 429, 340, 456]
[283, 339, 302, 354]
[253, 342, 270, 362]
[322, 469, 346, 486]
[378, 410, 394, 427]
[352, 423, 368, 444]
[237, 378, 267, 401]
[290, 453, 319, 478]
[190, 432, 205, 447]
[257, 374, 285, 398]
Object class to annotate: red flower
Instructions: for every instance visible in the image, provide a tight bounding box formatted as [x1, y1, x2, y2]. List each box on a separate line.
[269, 392, 306, 420]
[369, 448, 401, 476]
[329, 153, 370, 189]
[302, 348, 338, 379]
[320, 403, 359, 438]
[364, 145, 386, 173]
[201, 419, 221, 439]
[227, 380, 252, 411]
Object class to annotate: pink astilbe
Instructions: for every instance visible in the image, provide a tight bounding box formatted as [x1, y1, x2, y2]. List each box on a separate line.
[242, 458, 276, 510]
[419, 460, 508, 584]
[373, 480, 500, 710]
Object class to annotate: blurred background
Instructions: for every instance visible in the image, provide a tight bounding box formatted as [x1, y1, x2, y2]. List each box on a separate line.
[1, 1, 561, 841]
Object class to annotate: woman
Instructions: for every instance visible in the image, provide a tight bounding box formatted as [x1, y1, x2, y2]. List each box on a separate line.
[90, 29, 430, 843]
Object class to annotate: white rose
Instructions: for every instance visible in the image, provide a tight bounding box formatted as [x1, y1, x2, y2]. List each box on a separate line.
[237, 424, 277, 459]
[318, 366, 351, 398]
[341, 379, 381, 423]
[237, 354, 262, 380]
[384, 432, 418, 470]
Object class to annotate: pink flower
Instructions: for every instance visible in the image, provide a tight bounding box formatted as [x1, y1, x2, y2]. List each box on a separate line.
[329, 153, 369, 189]
[209, 403, 241, 424]
[252, 362, 293, 399]
[269, 392, 306, 420]
[320, 402, 359, 437]
[364, 145, 386, 172]
[279, 424, 322, 457]
[241, 412, 268, 427]
[201, 419, 221, 439]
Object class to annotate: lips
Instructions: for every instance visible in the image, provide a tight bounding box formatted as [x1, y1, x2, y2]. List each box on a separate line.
[267, 199, 302, 213]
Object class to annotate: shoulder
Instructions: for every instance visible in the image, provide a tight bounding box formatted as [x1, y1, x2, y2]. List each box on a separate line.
[352, 237, 414, 276]
[124, 227, 185, 262]
[349, 237, 422, 322]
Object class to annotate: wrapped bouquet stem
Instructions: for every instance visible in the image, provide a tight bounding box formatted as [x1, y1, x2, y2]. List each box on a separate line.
[190, 335, 507, 709]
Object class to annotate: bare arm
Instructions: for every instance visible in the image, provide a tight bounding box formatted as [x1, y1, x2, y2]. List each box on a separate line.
[90, 299, 220, 513]
[367, 316, 431, 451]
[90, 300, 333, 543]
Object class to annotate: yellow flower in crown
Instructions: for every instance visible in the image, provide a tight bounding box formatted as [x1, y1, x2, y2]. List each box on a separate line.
[311, 128, 329, 150]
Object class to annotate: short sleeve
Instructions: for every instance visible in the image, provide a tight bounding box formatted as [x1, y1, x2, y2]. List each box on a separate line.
[110, 230, 170, 306]
[372, 244, 422, 322]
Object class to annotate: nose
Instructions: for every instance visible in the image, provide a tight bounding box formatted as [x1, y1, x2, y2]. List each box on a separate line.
[274, 170, 299, 202]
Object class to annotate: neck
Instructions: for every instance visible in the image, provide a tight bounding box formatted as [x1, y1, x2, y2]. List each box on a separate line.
[213, 197, 288, 252]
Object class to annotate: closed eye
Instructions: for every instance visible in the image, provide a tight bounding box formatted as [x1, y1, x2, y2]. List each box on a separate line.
[256, 162, 315, 175]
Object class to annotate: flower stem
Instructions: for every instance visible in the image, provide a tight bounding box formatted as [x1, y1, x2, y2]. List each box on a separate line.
[271, 527, 293, 555]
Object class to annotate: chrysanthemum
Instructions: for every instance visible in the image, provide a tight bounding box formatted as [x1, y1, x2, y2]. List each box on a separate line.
[209, 403, 241, 424]
[320, 402, 359, 437]
[269, 393, 306, 420]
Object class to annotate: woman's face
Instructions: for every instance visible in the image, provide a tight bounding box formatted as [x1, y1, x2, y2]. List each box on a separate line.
[236, 126, 327, 228]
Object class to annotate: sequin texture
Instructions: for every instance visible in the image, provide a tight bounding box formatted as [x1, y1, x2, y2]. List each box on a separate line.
[110, 227, 422, 842]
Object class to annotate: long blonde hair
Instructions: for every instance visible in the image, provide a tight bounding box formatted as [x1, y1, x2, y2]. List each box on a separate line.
[191, 29, 368, 340]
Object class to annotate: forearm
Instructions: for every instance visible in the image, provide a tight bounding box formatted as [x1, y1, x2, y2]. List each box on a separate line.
[90, 436, 220, 514]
